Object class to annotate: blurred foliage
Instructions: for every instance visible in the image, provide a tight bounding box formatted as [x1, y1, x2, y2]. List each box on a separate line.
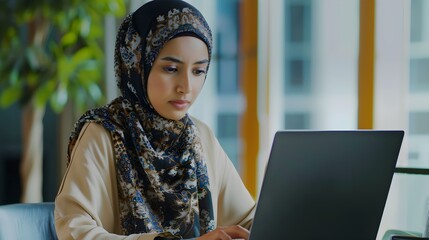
[0, 0, 127, 112]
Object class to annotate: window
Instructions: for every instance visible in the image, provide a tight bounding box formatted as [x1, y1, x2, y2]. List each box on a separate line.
[375, 0, 429, 237]
[285, 59, 311, 93]
[409, 112, 429, 135]
[408, 0, 429, 168]
[408, 112, 429, 167]
[284, 0, 312, 95]
[288, 3, 311, 43]
[188, 0, 243, 171]
[410, 58, 429, 92]
[284, 112, 311, 129]
[212, 0, 243, 169]
[217, 113, 241, 168]
[216, 0, 240, 95]
[260, 0, 359, 185]
[410, 0, 423, 42]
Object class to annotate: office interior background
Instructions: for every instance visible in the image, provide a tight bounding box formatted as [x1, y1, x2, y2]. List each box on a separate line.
[0, 0, 428, 239]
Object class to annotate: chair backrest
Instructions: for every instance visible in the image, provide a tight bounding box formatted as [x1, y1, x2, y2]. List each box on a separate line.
[0, 202, 58, 240]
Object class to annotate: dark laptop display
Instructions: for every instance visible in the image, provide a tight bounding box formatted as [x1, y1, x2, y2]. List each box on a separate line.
[249, 130, 404, 240]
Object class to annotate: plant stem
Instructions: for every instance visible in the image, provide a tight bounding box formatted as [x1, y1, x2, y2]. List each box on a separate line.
[20, 99, 45, 203]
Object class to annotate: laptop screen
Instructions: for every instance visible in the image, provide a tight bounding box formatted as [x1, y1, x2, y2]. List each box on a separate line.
[249, 130, 404, 240]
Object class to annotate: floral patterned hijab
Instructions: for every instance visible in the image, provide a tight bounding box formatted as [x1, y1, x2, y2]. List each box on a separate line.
[67, 0, 214, 238]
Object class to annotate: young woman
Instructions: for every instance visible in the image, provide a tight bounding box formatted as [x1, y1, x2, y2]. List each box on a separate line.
[54, 0, 255, 239]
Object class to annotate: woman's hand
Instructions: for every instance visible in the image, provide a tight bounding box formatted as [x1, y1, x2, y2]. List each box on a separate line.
[197, 225, 250, 240]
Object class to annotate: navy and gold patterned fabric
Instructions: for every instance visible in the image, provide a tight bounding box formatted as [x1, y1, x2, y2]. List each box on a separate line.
[66, 0, 214, 238]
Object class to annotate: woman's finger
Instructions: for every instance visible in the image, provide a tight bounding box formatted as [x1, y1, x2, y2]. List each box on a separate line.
[218, 225, 250, 239]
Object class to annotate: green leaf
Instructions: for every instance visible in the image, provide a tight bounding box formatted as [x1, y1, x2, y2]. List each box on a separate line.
[80, 15, 91, 37]
[78, 60, 99, 73]
[50, 85, 68, 112]
[61, 32, 77, 47]
[108, 1, 126, 16]
[80, 69, 100, 82]
[72, 47, 93, 64]
[75, 87, 86, 111]
[0, 0, 129, 110]
[9, 68, 19, 85]
[57, 56, 72, 85]
[34, 80, 55, 108]
[0, 85, 22, 107]
[26, 47, 40, 70]
[87, 83, 102, 102]
[27, 72, 40, 87]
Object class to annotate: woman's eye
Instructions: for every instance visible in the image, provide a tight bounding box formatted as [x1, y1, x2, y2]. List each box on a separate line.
[193, 69, 206, 76]
[163, 66, 177, 73]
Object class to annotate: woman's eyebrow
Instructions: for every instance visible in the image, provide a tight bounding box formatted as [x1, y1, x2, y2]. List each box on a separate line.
[160, 56, 182, 63]
[194, 59, 209, 65]
[160, 56, 209, 65]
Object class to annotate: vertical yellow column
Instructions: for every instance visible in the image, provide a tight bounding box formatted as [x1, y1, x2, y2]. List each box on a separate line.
[240, 0, 258, 197]
[358, 0, 375, 129]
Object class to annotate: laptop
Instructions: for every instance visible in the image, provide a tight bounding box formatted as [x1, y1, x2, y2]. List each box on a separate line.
[249, 130, 404, 240]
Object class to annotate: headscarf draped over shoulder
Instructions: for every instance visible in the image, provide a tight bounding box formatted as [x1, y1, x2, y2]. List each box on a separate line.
[66, 0, 215, 238]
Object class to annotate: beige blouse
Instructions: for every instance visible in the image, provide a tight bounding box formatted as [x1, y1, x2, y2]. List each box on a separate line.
[55, 117, 255, 240]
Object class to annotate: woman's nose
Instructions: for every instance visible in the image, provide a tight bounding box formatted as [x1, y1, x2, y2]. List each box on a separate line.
[176, 71, 192, 94]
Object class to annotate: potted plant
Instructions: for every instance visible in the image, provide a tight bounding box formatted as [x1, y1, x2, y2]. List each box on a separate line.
[0, 0, 127, 202]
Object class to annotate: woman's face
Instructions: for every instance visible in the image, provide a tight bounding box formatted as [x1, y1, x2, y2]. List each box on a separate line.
[147, 36, 209, 120]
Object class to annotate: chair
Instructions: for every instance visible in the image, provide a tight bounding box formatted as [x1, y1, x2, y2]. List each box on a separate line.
[0, 202, 58, 240]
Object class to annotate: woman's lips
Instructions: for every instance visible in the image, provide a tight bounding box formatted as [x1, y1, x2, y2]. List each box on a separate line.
[169, 100, 190, 110]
